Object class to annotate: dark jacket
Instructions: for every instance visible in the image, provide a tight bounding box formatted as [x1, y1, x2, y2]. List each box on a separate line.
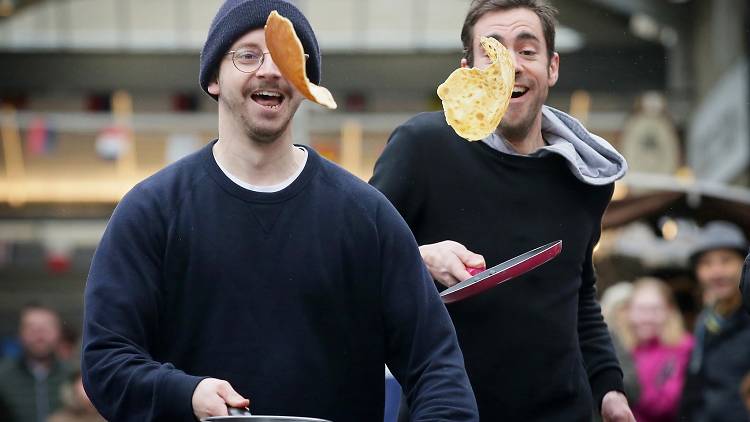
[0, 357, 70, 422]
[680, 308, 750, 421]
[741, 250, 750, 314]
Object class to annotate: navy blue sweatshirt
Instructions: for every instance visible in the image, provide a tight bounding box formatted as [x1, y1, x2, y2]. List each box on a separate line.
[370, 112, 625, 420]
[82, 141, 478, 422]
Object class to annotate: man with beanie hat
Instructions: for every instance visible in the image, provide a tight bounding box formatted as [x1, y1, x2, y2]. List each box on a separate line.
[679, 221, 750, 422]
[81, 1, 478, 421]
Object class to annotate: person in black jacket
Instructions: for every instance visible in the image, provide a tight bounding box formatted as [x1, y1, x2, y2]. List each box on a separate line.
[370, 1, 634, 420]
[0, 304, 71, 422]
[80, 1, 478, 421]
[741, 248, 750, 314]
[680, 221, 750, 422]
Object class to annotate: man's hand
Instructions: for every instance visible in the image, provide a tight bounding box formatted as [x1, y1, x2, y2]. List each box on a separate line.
[419, 241, 485, 288]
[192, 378, 250, 420]
[601, 391, 635, 422]
[739, 371, 750, 412]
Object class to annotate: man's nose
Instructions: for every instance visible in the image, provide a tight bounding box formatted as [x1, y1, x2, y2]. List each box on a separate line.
[256, 52, 281, 78]
[509, 51, 521, 73]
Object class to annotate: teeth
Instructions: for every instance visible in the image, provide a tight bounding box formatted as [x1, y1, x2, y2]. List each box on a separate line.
[512, 87, 527, 93]
[257, 90, 281, 97]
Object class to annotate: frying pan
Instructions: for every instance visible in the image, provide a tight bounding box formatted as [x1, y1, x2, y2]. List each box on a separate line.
[202, 407, 332, 422]
[440, 240, 563, 303]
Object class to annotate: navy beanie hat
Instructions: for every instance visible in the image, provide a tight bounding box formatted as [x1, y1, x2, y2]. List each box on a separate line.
[199, 0, 321, 100]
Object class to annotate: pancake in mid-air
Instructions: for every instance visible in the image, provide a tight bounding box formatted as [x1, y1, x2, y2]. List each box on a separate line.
[437, 36, 514, 141]
[265, 10, 337, 110]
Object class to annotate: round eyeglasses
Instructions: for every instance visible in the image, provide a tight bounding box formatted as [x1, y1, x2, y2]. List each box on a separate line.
[226, 48, 310, 74]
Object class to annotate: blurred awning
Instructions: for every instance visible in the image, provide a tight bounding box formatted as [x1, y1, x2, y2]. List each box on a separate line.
[603, 172, 750, 236]
[0, 0, 45, 18]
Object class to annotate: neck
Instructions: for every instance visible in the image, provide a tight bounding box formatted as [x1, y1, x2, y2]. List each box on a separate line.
[214, 118, 304, 187]
[25, 355, 52, 371]
[500, 114, 546, 155]
[714, 293, 742, 317]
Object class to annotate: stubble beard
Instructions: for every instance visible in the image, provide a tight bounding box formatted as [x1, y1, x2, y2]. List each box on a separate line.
[225, 92, 296, 145]
[26, 345, 56, 362]
[498, 87, 546, 142]
[241, 112, 292, 145]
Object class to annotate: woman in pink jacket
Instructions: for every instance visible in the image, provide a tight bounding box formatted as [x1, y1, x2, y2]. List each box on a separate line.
[624, 277, 694, 422]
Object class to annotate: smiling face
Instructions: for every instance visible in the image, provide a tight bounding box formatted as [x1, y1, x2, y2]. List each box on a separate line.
[471, 7, 559, 141]
[628, 285, 669, 344]
[696, 248, 744, 305]
[208, 28, 304, 144]
[20, 308, 61, 362]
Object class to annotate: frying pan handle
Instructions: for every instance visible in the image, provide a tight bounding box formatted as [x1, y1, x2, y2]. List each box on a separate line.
[227, 405, 252, 416]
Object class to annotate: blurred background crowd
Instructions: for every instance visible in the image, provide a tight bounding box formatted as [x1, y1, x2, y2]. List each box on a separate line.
[0, 0, 748, 421]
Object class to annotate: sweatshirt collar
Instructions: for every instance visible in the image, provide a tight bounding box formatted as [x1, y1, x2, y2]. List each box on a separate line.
[481, 105, 628, 185]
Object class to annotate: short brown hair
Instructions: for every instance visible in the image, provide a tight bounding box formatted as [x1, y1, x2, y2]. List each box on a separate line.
[460, 0, 558, 66]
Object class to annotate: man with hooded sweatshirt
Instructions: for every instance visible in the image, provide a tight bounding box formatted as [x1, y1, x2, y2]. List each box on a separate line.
[81, 1, 478, 421]
[370, 1, 633, 421]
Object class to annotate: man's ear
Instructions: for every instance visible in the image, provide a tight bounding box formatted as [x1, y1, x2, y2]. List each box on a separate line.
[547, 52, 560, 87]
[208, 73, 220, 96]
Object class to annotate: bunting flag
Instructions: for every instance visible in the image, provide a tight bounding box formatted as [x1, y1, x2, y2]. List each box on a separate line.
[26, 116, 57, 156]
[95, 125, 130, 161]
[165, 133, 199, 163]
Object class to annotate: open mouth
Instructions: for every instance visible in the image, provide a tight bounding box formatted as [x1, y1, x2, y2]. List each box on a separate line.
[251, 90, 285, 109]
[511, 86, 528, 99]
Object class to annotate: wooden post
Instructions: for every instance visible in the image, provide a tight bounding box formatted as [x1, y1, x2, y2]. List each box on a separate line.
[1, 104, 26, 206]
[340, 119, 363, 179]
[112, 90, 137, 178]
[569, 90, 591, 125]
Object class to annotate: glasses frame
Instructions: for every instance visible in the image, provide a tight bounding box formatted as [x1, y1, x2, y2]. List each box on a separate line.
[226, 49, 310, 74]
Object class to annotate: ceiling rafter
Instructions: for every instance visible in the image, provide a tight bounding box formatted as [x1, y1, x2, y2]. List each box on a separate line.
[583, 0, 691, 31]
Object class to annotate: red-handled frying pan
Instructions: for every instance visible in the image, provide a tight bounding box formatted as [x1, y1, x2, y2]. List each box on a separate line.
[440, 240, 563, 304]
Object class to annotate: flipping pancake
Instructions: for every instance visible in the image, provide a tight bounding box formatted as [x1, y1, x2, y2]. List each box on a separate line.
[437, 37, 514, 140]
[265, 11, 337, 109]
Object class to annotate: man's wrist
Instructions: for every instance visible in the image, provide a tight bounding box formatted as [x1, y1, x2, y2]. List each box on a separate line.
[591, 369, 625, 411]
[602, 390, 628, 407]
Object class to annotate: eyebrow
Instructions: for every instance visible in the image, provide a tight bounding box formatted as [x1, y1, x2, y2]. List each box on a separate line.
[233, 42, 262, 50]
[516, 31, 541, 44]
[484, 31, 541, 45]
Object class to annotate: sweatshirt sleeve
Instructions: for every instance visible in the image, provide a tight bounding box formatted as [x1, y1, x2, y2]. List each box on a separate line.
[578, 217, 625, 411]
[376, 198, 479, 422]
[81, 185, 204, 421]
[369, 118, 426, 229]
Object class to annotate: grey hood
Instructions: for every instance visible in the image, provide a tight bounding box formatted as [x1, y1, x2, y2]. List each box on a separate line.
[482, 105, 628, 185]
